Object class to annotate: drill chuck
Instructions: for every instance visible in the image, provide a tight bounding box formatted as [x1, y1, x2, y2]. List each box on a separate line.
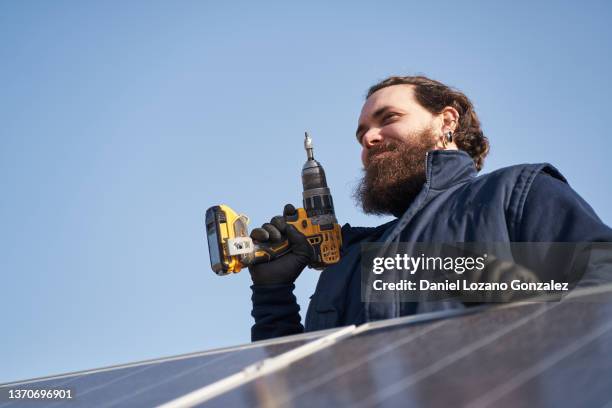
[302, 132, 336, 220]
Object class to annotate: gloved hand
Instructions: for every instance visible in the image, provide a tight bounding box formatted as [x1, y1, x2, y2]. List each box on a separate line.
[474, 258, 541, 302]
[248, 204, 315, 285]
[441, 257, 542, 302]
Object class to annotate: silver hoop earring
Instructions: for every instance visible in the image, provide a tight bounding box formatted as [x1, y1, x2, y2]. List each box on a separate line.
[446, 131, 453, 143]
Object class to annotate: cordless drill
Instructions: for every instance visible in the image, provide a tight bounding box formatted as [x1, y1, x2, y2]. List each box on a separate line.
[205, 132, 343, 275]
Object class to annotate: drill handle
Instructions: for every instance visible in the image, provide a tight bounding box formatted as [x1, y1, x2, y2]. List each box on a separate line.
[249, 240, 291, 264]
[245, 205, 304, 266]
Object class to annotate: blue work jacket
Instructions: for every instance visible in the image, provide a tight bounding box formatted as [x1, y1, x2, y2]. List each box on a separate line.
[251, 151, 612, 341]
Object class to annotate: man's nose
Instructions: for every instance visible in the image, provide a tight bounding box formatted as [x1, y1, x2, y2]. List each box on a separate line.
[362, 128, 383, 148]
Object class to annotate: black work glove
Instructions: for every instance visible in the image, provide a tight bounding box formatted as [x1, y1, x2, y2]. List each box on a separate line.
[248, 204, 315, 285]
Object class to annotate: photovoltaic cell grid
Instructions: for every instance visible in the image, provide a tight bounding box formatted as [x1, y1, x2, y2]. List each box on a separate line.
[0, 333, 321, 408]
[210, 288, 612, 408]
[2, 286, 612, 407]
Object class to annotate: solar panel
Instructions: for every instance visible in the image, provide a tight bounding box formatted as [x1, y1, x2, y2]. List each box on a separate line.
[204, 286, 612, 407]
[3, 286, 612, 407]
[0, 328, 339, 408]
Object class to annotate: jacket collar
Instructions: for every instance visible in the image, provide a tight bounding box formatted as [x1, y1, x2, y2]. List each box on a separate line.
[425, 150, 477, 190]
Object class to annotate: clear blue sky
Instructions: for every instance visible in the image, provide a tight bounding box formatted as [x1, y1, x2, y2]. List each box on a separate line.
[1, 0, 611, 383]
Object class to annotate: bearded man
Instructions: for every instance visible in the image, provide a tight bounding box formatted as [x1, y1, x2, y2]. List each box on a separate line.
[248, 75, 612, 341]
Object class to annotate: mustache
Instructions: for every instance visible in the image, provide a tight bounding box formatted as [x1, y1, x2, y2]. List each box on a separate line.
[365, 142, 401, 164]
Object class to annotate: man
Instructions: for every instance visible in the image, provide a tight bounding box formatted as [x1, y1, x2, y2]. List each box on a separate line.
[248, 75, 612, 341]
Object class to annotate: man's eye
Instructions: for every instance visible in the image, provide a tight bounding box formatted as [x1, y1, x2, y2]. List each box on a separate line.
[382, 113, 399, 124]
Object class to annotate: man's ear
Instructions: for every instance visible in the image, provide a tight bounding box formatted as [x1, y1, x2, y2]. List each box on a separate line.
[440, 106, 460, 133]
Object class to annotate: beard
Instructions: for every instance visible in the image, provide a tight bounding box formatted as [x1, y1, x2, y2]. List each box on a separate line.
[353, 127, 438, 218]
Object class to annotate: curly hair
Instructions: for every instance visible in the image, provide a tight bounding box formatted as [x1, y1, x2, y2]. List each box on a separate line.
[367, 75, 490, 171]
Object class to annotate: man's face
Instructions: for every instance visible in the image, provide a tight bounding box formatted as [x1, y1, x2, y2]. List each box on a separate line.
[356, 84, 440, 165]
[353, 85, 441, 217]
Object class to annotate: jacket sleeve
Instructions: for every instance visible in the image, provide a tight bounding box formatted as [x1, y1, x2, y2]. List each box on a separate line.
[519, 172, 612, 284]
[250, 284, 304, 341]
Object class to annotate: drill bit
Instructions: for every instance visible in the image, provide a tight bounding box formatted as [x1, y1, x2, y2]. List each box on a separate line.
[304, 131, 314, 160]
